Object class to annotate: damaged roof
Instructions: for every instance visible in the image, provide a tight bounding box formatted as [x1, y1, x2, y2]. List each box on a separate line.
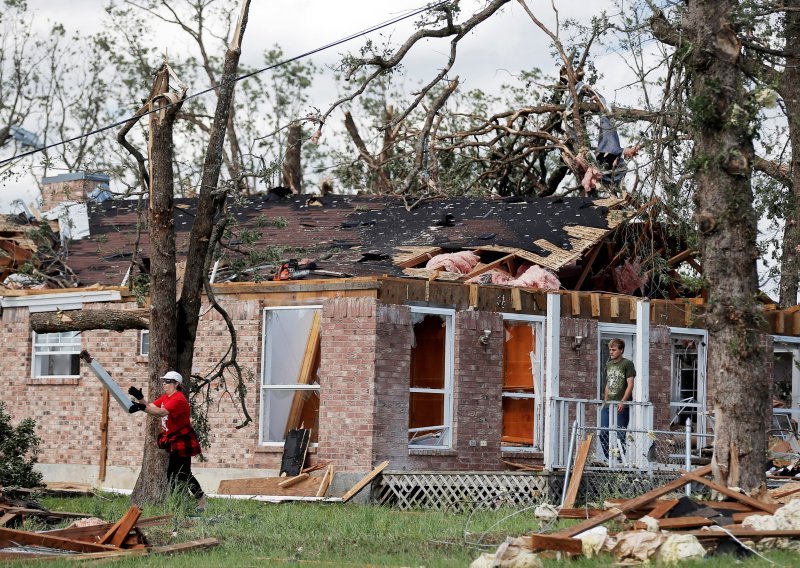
[63, 193, 628, 286]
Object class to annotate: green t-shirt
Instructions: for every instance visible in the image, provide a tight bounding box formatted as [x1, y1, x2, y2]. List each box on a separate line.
[606, 357, 636, 401]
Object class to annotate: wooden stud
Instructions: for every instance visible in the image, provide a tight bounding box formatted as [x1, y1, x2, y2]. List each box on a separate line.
[629, 298, 637, 321]
[0, 527, 118, 553]
[461, 253, 516, 281]
[0, 513, 17, 527]
[109, 506, 142, 549]
[776, 310, 785, 335]
[528, 534, 582, 554]
[285, 312, 321, 434]
[732, 511, 770, 523]
[571, 292, 581, 316]
[341, 461, 389, 503]
[684, 301, 692, 327]
[646, 499, 678, 520]
[590, 293, 600, 318]
[563, 434, 593, 508]
[278, 473, 310, 489]
[610, 297, 619, 319]
[793, 312, 800, 335]
[575, 244, 603, 291]
[316, 465, 334, 497]
[679, 470, 778, 513]
[99, 388, 110, 482]
[512, 288, 522, 311]
[469, 285, 478, 308]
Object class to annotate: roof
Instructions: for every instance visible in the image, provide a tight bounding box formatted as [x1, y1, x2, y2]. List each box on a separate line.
[65, 193, 627, 286]
[41, 172, 111, 185]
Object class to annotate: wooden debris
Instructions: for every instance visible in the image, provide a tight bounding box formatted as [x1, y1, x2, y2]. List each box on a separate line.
[501, 460, 544, 472]
[563, 434, 593, 508]
[278, 473, 310, 488]
[316, 465, 334, 498]
[678, 470, 778, 513]
[528, 534, 582, 554]
[0, 527, 118, 553]
[218, 475, 325, 497]
[341, 461, 390, 503]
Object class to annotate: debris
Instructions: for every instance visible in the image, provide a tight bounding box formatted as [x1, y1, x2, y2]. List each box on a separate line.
[425, 250, 480, 274]
[472, 536, 543, 568]
[655, 534, 706, 564]
[341, 461, 390, 503]
[610, 529, 666, 563]
[280, 428, 311, 477]
[562, 433, 593, 508]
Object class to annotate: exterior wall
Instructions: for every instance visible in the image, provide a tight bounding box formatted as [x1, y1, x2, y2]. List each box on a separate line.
[40, 173, 109, 212]
[559, 318, 599, 403]
[649, 326, 673, 431]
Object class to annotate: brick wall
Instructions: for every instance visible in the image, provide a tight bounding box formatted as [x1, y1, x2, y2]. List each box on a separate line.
[649, 326, 673, 431]
[317, 297, 378, 472]
[40, 179, 105, 212]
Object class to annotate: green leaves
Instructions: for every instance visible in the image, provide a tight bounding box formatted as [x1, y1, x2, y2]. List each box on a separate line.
[0, 401, 44, 488]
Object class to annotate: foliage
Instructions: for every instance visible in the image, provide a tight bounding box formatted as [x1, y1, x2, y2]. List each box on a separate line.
[0, 401, 44, 488]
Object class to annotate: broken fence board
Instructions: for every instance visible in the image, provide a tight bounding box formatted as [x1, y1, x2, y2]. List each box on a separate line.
[0, 527, 119, 553]
[341, 461, 389, 503]
[551, 464, 713, 540]
[563, 434, 593, 508]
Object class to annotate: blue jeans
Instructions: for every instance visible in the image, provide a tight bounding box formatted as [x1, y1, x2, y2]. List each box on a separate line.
[600, 405, 629, 459]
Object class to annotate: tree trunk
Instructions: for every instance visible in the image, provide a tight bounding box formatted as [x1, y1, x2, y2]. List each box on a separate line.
[282, 121, 303, 193]
[176, 0, 251, 383]
[131, 63, 184, 505]
[685, 0, 769, 491]
[779, 2, 800, 308]
[30, 309, 149, 333]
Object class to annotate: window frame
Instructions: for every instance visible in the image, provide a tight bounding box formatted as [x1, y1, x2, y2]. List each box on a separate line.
[140, 329, 150, 356]
[500, 313, 545, 452]
[259, 305, 323, 447]
[31, 331, 82, 379]
[408, 306, 455, 449]
[668, 327, 708, 436]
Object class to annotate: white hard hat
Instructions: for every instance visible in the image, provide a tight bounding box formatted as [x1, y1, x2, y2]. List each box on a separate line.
[160, 371, 183, 384]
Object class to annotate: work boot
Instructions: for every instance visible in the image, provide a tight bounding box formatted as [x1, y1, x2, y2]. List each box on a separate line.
[196, 495, 207, 513]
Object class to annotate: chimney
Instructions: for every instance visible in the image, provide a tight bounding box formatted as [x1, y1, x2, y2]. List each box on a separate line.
[39, 172, 111, 212]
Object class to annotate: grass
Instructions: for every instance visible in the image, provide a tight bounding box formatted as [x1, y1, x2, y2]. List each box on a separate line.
[5, 492, 800, 567]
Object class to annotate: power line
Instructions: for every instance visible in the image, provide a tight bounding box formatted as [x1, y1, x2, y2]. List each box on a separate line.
[0, 1, 450, 167]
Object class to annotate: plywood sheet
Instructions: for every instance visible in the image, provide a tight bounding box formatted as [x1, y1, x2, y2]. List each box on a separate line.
[217, 475, 323, 496]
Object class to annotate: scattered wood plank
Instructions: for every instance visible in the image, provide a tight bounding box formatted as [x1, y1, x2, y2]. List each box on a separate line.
[646, 499, 678, 520]
[771, 483, 800, 500]
[732, 511, 771, 523]
[563, 434, 593, 508]
[301, 461, 330, 474]
[218, 475, 323, 497]
[501, 460, 544, 471]
[0, 527, 119, 553]
[550, 465, 713, 540]
[0, 513, 16, 527]
[41, 515, 171, 542]
[529, 534, 582, 554]
[278, 473, 310, 489]
[109, 506, 142, 548]
[149, 537, 220, 555]
[634, 516, 714, 530]
[679, 470, 779, 514]
[341, 461, 390, 503]
[316, 465, 334, 498]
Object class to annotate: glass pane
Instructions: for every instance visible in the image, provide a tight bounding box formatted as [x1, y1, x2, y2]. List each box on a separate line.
[140, 331, 150, 355]
[410, 314, 446, 389]
[502, 397, 535, 447]
[409, 391, 444, 433]
[261, 389, 320, 443]
[264, 309, 320, 387]
[503, 321, 535, 390]
[34, 354, 80, 377]
[35, 331, 80, 346]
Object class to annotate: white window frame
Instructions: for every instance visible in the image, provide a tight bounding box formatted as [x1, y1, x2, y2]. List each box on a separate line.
[772, 335, 800, 410]
[408, 306, 455, 449]
[140, 330, 150, 356]
[596, 323, 637, 399]
[31, 331, 81, 379]
[259, 305, 323, 446]
[500, 314, 545, 452]
[668, 327, 708, 436]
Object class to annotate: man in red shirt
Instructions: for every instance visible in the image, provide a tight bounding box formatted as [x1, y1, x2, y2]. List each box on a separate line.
[129, 371, 206, 512]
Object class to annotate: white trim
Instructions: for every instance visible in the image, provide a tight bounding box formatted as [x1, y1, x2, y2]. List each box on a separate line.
[31, 330, 81, 379]
[772, 335, 800, 409]
[668, 329, 708, 436]
[1, 290, 121, 313]
[139, 330, 150, 356]
[408, 306, 455, 449]
[633, 300, 650, 467]
[543, 293, 560, 469]
[500, 313, 545, 450]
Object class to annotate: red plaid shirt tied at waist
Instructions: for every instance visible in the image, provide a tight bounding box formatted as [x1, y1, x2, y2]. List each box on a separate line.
[158, 424, 202, 457]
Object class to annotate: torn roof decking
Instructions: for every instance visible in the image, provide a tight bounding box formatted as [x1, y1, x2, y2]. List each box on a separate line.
[64, 194, 627, 286]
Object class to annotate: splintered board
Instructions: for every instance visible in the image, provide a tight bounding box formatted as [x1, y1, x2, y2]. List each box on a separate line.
[280, 428, 311, 477]
[217, 475, 323, 496]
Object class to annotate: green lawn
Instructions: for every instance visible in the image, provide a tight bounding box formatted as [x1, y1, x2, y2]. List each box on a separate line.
[5, 492, 799, 567]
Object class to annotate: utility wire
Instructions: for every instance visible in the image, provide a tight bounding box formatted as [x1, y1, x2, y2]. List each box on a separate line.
[0, 1, 450, 167]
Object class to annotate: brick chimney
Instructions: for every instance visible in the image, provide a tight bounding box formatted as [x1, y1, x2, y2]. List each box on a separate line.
[39, 172, 111, 212]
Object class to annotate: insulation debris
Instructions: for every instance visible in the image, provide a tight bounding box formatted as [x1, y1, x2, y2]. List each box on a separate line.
[425, 250, 480, 274]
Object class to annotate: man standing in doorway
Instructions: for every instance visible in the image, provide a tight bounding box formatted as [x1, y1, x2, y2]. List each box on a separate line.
[600, 338, 636, 460]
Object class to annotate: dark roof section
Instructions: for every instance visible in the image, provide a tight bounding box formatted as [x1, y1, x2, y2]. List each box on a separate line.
[65, 194, 617, 285]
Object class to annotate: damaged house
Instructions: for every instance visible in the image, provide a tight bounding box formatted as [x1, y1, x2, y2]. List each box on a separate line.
[1, 174, 799, 504]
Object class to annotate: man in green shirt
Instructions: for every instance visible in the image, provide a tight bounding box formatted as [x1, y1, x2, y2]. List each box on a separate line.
[600, 338, 636, 459]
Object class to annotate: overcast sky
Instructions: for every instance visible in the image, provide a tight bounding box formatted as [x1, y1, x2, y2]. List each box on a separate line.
[1, 0, 627, 210]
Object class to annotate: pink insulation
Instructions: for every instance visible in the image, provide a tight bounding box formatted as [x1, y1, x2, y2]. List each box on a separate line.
[425, 250, 481, 274]
[467, 263, 560, 290]
[613, 258, 649, 295]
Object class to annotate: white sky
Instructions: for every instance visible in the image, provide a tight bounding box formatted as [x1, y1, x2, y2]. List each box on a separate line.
[1, 0, 628, 210]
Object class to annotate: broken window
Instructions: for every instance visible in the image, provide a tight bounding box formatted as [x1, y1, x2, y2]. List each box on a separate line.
[32, 331, 81, 378]
[501, 316, 544, 450]
[260, 306, 321, 445]
[670, 332, 707, 434]
[409, 307, 454, 448]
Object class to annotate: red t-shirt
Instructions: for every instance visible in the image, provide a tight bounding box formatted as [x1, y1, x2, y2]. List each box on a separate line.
[152, 391, 191, 436]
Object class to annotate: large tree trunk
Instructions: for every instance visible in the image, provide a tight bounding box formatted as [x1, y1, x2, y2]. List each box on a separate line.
[685, 0, 769, 491]
[131, 64, 184, 505]
[779, 2, 800, 308]
[282, 121, 303, 193]
[30, 309, 148, 333]
[175, 0, 251, 383]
